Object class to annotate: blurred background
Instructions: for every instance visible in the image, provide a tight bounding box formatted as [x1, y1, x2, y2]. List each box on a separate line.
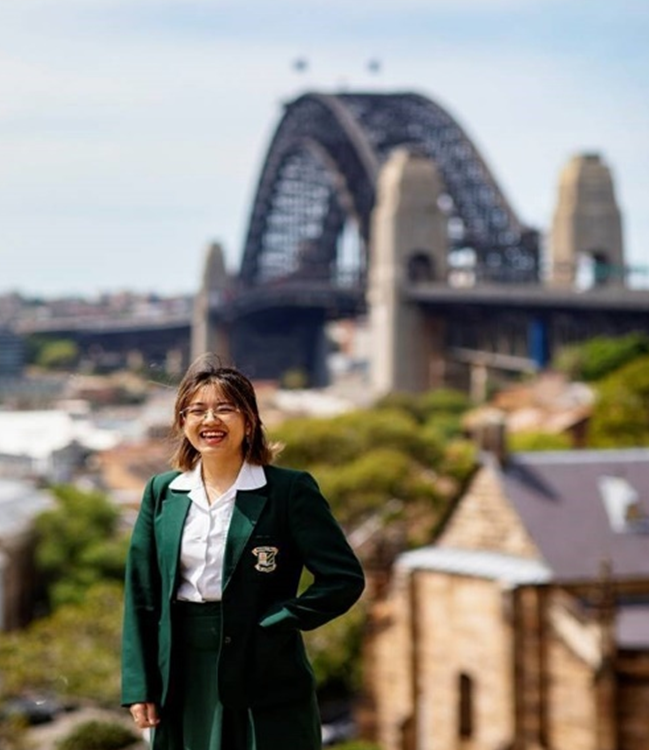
[0, 2, 648, 750]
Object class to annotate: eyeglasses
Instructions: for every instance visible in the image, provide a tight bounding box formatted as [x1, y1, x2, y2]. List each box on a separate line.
[180, 403, 240, 421]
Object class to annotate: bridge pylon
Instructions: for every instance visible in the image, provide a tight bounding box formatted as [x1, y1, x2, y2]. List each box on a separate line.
[191, 242, 232, 364]
[368, 148, 448, 395]
[549, 153, 625, 288]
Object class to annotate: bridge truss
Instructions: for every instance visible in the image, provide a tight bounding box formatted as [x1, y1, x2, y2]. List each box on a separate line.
[239, 91, 540, 291]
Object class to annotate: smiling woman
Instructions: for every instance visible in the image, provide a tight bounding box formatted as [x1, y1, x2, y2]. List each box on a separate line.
[121, 353, 365, 750]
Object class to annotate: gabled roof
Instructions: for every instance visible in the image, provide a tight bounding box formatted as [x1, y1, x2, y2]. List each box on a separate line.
[500, 448, 649, 580]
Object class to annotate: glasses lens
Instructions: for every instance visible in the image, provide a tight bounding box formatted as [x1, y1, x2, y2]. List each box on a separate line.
[182, 404, 237, 420]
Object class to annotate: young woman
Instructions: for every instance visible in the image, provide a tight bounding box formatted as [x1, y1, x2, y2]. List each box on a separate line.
[121, 356, 365, 750]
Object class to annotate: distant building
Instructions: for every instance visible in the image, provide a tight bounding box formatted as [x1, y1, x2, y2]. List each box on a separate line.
[0, 328, 24, 379]
[366, 447, 649, 750]
[0, 479, 53, 630]
[0, 410, 121, 483]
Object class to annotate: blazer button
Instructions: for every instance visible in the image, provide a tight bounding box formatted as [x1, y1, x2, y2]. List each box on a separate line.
[223, 636, 232, 645]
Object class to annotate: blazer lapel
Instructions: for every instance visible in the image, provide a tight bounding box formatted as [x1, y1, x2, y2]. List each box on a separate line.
[222, 489, 267, 592]
[159, 489, 191, 597]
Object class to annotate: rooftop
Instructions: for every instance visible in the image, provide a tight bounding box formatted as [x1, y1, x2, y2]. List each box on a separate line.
[500, 448, 649, 580]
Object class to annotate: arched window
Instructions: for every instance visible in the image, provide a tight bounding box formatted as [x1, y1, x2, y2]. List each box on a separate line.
[407, 252, 434, 283]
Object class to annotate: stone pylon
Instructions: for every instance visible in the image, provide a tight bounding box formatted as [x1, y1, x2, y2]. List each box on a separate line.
[368, 148, 447, 396]
[549, 153, 625, 288]
[191, 242, 232, 363]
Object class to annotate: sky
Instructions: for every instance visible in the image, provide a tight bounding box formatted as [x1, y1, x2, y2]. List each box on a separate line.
[0, 0, 647, 298]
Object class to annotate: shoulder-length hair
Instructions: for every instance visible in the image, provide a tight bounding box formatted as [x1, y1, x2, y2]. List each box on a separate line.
[169, 355, 278, 471]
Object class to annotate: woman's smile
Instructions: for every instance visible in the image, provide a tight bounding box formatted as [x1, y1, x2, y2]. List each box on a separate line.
[199, 428, 227, 445]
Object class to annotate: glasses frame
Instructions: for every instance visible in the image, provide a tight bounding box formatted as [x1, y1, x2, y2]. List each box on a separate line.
[180, 403, 240, 422]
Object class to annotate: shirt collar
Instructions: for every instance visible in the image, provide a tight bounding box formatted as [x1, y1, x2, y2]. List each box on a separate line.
[168, 460, 267, 493]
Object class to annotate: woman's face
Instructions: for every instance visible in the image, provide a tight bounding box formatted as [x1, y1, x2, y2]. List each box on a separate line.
[181, 383, 248, 464]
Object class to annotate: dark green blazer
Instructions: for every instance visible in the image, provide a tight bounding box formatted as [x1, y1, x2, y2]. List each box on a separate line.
[121, 465, 365, 710]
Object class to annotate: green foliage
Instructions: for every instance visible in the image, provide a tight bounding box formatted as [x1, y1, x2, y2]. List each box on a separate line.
[280, 368, 309, 390]
[56, 720, 138, 750]
[314, 449, 439, 525]
[275, 408, 453, 471]
[272, 397, 477, 533]
[330, 742, 382, 750]
[440, 439, 478, 484]
[34, 485, 129, 608]
[375, 387, 471, 423]
[0, 583, 124, 705]
[588, 355, 649, 447]
[553, 332, 649, 382]
[508, 431, 572, 452]
[0, 713, 28, 750]
[32, 338, 80, 370]
[306, 601, 366, 693]
[418, 387, 472, 415]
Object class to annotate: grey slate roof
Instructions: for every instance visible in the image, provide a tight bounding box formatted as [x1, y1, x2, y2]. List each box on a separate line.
[499, 448, 649, 581]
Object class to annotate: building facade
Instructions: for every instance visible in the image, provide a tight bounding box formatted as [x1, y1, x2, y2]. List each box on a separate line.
[365, 449, 649, 750]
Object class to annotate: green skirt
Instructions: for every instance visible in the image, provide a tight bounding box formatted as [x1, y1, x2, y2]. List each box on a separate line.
[152, 601, 321, 750]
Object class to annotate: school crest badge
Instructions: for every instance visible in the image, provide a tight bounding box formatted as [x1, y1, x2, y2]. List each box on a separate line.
[252, 546, 279, 573]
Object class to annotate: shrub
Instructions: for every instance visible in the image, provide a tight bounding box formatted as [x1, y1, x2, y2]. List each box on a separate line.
[375, 387, 472, 423]
[56, 719, 138, 750]
[34, 485, 129, 608]
[554, 332, 649, 382]
[508, 431, 572, 452]
[0, 583, 123, 705]
[588, 355, 649, 447]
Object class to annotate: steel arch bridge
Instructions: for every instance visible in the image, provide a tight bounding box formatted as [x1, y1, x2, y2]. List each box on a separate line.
[216, 90, 541, 384]
[237, 91, 539, 294]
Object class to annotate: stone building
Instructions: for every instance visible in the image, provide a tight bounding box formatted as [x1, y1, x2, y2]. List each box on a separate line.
[365, 447, 649, 750]
[0, 479, 54, 630]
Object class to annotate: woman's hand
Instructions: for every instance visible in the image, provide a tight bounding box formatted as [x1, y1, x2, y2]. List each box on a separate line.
[129, 702, 160, 730]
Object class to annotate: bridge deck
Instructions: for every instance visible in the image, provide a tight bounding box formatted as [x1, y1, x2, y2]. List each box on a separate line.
[407, 283, 649, 313]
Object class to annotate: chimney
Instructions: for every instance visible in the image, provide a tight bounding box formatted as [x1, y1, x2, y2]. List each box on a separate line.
[473, 409, 508, 465]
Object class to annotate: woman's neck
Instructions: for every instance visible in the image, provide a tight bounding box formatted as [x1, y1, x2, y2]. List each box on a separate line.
[201, 456, 244, 500]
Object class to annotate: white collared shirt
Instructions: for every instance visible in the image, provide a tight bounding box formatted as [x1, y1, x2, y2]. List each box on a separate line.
[169, 460, 267, 602]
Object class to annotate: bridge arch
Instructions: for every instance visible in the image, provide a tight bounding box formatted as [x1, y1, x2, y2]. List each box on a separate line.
[239, 91, 539, 287]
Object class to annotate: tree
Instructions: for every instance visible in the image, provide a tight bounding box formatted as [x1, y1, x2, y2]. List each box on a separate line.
[508, 431, 572, 452]
[32, 338, 79, 370]
[0, 583, 123, 706]
[34, 485, 129, 608]
[588, 355, 649, 447]
[554, 332, 649, 382]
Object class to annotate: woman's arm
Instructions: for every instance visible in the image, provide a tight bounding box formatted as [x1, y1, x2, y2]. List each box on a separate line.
[259, 471, 365, 631]
[121, 476, 164, 706]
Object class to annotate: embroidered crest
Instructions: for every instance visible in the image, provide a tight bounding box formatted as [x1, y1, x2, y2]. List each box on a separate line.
[252, 546, 279, 573]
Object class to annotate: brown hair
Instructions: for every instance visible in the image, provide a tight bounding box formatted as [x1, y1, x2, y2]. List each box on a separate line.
[169, 355, 278, 471]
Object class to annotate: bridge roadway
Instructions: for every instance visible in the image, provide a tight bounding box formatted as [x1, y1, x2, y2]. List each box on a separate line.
[10, 284, 649, 384]
[406, 282, 649, 313]
[13, 312, 193, 372]
[14, 312, 192, 336]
